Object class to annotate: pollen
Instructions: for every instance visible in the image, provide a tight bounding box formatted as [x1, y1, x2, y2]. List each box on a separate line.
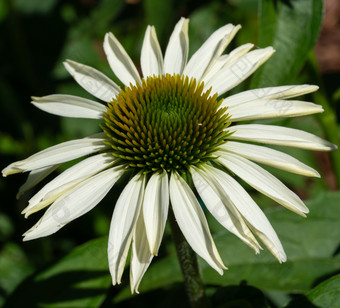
[102, 74, 231, 173]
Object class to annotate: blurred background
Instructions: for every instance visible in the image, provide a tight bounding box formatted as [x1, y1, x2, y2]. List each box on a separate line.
[0, 0, 339, 307]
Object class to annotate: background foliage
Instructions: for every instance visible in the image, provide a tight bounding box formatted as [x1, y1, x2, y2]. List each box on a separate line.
[1, 0, 339, 307]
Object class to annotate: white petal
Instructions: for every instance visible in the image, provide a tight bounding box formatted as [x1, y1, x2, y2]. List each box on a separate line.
[63, 60, 120, 102]
[218, 153, 309, 216]
[130, 212, 153, 294]
[104, 32, 142, 87]
[227, 99, 323, 121]
[223, 84, 319, 107]
[29, 178, 88, 214]
[164, 18, 189, 75]
[16, 164, 60, 199]
[204, 47, 275, 96]
[219, 43, 255, 68]
[220, 141, 319, 177]
[229, 124, 337, 151]
[2, 133, 108, 175]
[141, 26, 163, 77]
[203, 43, 254, 83]
[191, 166, 261, 253]
[204, 165, 286, 262]
[31, 95, 106, 119]
[169, 171, 226, 274]
[22, 153, 115, 217]
[108, 173, 146, 285]
[23, 167, 123, 241]
[183, 24, 241, 81]
[143, 170, 169, 255]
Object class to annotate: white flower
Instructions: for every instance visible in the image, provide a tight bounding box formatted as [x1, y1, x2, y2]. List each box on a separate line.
[2, 18, 336, 293]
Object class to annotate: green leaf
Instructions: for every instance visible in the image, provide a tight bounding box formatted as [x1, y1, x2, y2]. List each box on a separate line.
[306, 274, 340, 306]
[0, 213, 15, 241]
[203, 191, 340, 292]
[143, 0, 175, 46]
[14, 0, 59, 14]
[114, 255, 182, 303]
[0, 133, 26, 155]
[115, 191, 340, 301]
[251, 0, 323, 88]
[0, 243, 33, 307]
[188, 3, 232, 58]
[53, 0, 125, 81]
[286, 274, 340, 307]
[0, 0, 8, 21]
[4, 237, 111, 308]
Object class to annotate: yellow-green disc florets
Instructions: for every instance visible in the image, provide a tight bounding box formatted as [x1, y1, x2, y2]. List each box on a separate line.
[102, 74, 231, 173]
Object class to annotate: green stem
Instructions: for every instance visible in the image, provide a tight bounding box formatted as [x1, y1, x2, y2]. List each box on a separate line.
[169, 209, 210, 308]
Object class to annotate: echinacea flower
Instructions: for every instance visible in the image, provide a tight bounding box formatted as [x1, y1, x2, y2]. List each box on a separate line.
[2, 18, 337, 293]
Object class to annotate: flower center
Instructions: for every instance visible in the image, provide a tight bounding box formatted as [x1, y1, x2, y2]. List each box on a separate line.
[102, 74, 231, 173]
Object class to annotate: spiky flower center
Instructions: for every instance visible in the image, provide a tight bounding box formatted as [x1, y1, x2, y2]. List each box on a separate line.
[102, 74, 231, 173]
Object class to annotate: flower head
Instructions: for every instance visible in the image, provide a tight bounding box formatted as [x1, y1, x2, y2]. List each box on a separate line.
[2, 18, 336, 293]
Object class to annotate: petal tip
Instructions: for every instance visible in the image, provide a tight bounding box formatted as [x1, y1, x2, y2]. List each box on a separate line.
[331, 143, 338, 151]
[106, 32, 115, 41]
[310, 169, 321, 178]
[279, 254, 287, 263]
[31, 96, 40, 101]
[2, 164, 22, 177]
[267, 46, 276, 55]
[310, 85, 319, 92]
[217, 265, 227, 275]
[22, 234, 32, 242]
[23, 210, 33, 219]
[235, 24, 242, 31]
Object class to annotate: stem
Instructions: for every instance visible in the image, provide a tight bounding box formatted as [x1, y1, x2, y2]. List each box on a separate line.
[169, 209, 210, 308]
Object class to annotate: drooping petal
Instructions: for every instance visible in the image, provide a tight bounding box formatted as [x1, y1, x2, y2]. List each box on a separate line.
[218, 153, 309, 216]
[108, 173, 146, 285]
[16, 164, 60, 199]
[220, 141, 319, 177]
[22, 153, 115, 217]
[104, 32, 142, 87]
[227, 99, 323, 121]
[143, 170, 169, 255]
[23, 167, 124, 241]
[169, 171, 226, 274]
[31, 95, 106, 119]
[229, 124, 337, 151]
[130, 211, 153, 294]
[222, 84, 319, 107]
[164, 18, 189, 75]
[183, 24, 241, 81]
[204, 47, 275, 96]
[2, 133, 109, 176]
[203, 43, 254, 83]
[191, 166, 261, 252]
[63, 60, 120, 102]
[141, 26, 163, 77]
[205, 165, 286, 262]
